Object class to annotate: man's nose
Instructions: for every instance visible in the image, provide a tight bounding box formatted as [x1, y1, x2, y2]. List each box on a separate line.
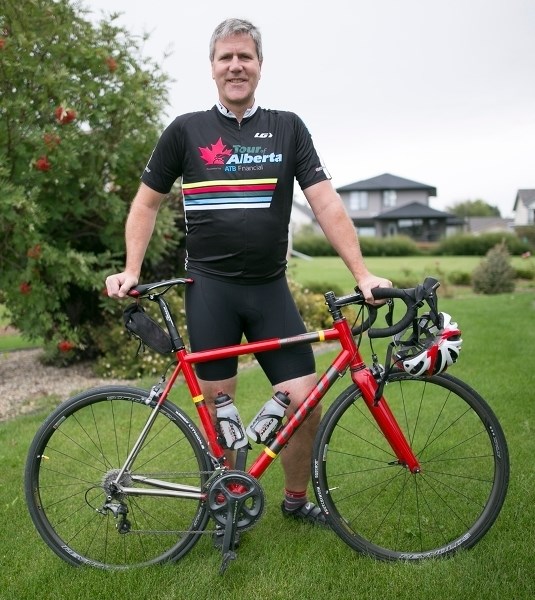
[229, 56, 243, 70]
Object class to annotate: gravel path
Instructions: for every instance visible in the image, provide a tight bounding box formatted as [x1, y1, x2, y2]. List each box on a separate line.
[0, 349, 131, 422]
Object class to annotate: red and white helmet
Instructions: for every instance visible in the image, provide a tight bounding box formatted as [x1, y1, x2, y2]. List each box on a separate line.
[393, 312, 462, 376]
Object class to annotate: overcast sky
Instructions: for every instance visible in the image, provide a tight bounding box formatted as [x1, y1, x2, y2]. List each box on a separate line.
[84, 0, 535, 217]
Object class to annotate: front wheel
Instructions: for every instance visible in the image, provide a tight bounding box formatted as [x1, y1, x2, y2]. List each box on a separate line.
[313, 372, 509, 560]
[25, 386, 213, 569]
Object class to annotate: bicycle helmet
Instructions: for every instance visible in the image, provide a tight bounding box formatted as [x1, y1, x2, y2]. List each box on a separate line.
[392, 312, 462, 376]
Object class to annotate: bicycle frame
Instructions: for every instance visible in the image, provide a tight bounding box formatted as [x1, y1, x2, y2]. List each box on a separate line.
[115, 295, 420, 501]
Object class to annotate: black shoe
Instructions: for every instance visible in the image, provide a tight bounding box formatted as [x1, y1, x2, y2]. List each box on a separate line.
[213, 525, 241, 550]
[281, 501, 329, 527]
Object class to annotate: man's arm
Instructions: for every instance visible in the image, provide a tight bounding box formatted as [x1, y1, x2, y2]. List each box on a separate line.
[106, 183, 165, 298]
[303, 180, 391, 302]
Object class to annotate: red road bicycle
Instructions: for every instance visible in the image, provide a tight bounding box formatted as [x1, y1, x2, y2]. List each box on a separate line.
[25, 277, 509, 573]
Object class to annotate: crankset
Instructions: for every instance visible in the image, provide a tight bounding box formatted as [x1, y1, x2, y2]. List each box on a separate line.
[206, 470, 265, 573]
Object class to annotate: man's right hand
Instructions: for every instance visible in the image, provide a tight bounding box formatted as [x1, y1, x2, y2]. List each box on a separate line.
[105, 272, 139, 299]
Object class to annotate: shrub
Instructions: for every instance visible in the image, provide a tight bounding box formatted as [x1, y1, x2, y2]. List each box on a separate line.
[448, 271, 472, 286]
[513, 263, 535, 281]
[436, 232, 529, 256]
[292, 229, 421, 258]
[515, 226, 535, 250]
[292, 228, 336, 256]
[472, 242, 515, 294]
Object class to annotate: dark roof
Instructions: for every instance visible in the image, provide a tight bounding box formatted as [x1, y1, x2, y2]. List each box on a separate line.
[513, 189, 535, 211]
[374, 202, 453, 220]
[337, 173, 437, 196]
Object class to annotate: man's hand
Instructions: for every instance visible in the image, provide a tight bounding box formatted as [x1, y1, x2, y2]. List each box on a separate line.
[357, 273, 393, 305]
[105, 272, 139, 299]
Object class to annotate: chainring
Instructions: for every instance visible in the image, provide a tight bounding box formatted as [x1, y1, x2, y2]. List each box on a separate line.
[206, 471, 265, 532]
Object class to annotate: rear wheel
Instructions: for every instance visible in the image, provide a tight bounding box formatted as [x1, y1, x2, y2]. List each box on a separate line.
[25, 386, 212, 569]
[313, 372, 509, 560]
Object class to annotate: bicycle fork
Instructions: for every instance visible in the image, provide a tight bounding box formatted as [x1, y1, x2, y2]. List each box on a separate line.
[352, 366, 421, 473]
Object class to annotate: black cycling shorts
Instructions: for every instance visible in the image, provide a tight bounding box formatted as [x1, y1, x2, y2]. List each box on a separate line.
[184, 273, 315, 385]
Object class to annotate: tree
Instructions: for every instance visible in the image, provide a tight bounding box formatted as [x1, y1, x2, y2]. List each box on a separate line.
[447, 199, 501, 218]
[0, 0, 180, 362]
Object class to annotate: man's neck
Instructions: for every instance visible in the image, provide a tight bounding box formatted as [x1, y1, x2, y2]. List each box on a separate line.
[216, 100, 258, 122]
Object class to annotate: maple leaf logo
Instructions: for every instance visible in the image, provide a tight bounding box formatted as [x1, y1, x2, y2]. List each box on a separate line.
[198, 137, 233, 165]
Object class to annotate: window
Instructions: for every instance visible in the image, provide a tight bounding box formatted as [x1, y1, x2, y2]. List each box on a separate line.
[349, 191, 368, 211]
[383, 190, 397, 208]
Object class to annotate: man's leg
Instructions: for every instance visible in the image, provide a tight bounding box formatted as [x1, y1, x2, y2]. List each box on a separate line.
[277, 373, 321, 492]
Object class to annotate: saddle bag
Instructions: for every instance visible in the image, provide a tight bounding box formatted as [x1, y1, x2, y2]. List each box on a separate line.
[123, 303, 174, 354]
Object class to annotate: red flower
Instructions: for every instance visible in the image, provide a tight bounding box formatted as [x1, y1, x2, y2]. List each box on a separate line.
[105, 56, 118, 72]
[34, 155, 51, 171]
[0, 38, 6, 50]
[57, 340, 76, 353]
[27, 244, 42, 259]
[54, 106, 77, 124]
[19, 282, 32, 295]
[43, 132, 61, 148]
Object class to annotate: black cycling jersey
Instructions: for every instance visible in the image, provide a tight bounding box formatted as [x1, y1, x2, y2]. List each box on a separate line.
[141, 105, 330, 282]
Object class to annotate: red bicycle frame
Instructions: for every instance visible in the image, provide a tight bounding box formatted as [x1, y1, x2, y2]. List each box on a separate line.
[153, 309, 421, 476]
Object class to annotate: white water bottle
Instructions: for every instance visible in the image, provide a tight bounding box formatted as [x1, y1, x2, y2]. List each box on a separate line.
[214, 393, 248, 450]
[246, 391, 291, 444]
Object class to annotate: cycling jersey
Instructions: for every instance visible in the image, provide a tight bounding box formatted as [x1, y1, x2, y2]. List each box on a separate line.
[141, 104, 330, 282]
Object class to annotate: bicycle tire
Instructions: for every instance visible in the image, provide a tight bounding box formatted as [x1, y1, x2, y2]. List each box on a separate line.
[25, 385, 213, 569]
[313, 372, 509, 560]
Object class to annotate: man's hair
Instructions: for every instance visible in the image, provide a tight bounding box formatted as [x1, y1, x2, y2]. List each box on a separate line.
[209, 18, 263, 63]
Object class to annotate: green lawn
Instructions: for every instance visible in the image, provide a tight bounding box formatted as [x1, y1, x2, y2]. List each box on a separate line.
[288, 254, 533, 293]
[1, 285, 534, 599]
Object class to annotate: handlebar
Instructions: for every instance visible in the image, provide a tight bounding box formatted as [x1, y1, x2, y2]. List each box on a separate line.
[328, 276, 441, 339]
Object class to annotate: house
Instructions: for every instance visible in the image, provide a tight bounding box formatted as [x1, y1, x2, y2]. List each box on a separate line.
[336, 173, 457, 241]
[513, 189, 535, 226]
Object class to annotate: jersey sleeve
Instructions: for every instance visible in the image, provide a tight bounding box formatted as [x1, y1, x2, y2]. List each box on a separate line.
[292, 114, 331, 191]
[141, 117, 184, 193]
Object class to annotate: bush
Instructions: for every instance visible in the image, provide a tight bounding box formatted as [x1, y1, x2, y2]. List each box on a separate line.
[448, 271, 472, 286]
[359, 235, 422, 257]
[292, 228, 421, 258]
[0, 1, 178, 364]
[472, 242, 515, 294]
[515, 226, 535, 250]
[292, 227, 337, 256]
[436, 232, 530, 256]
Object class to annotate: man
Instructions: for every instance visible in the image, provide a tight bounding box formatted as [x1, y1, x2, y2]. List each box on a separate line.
[106, 18, 392, 535]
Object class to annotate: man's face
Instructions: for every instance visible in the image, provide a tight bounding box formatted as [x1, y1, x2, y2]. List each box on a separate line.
[211, 33, 262, 111]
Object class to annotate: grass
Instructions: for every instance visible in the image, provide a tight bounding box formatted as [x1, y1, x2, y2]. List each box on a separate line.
[1, 262, 535, 599]
[288, 254, 534, 293]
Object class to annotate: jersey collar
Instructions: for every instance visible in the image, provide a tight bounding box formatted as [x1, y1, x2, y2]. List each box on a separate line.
[216, 100, 259, 121]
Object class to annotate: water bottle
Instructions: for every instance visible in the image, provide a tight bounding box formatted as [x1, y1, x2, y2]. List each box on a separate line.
[246, 391, 291, 444]
[214, 392, 248, 450]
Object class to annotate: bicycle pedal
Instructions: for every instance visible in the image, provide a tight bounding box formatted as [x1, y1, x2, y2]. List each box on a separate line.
[219, 550, 237, 575]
